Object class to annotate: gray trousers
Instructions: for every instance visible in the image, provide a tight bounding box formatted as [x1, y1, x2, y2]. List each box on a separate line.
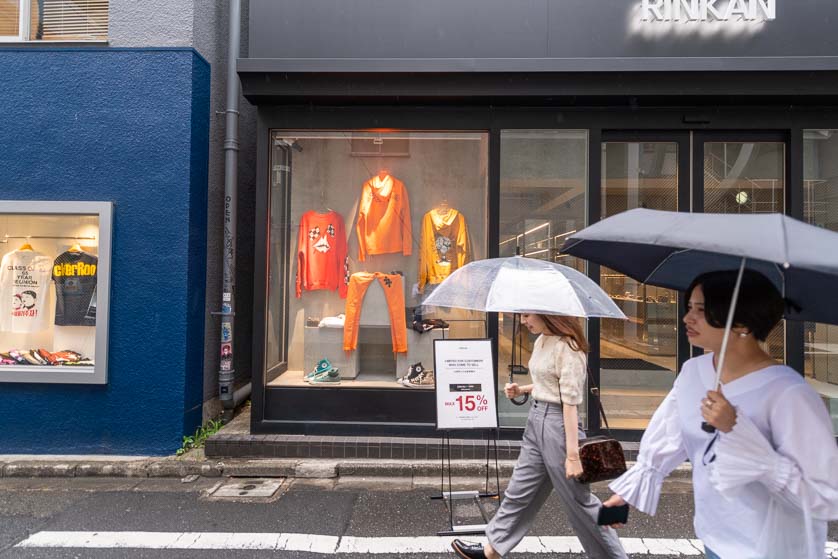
[486, 401, 627, 558]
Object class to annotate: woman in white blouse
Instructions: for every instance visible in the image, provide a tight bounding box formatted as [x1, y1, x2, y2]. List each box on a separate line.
[452, 314, 627, 559]
[603, 270, 838, 559]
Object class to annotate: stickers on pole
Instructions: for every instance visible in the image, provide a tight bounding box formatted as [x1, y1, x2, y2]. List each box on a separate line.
[434, 339, 498, 430]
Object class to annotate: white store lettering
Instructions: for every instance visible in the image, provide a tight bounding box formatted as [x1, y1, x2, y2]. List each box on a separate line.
[641, 0, 775, 21]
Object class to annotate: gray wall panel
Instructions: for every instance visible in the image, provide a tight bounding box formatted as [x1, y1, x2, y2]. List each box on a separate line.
[249, 0, 838, 61]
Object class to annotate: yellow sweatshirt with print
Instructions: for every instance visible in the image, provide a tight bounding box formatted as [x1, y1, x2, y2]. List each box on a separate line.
[418, 208, 471, 292]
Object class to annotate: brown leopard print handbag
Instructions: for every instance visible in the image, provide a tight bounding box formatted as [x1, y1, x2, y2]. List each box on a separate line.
[576, 368, 627, 484]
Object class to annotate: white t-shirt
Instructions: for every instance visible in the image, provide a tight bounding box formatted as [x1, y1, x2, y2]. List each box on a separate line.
[0, 249, 52, 333]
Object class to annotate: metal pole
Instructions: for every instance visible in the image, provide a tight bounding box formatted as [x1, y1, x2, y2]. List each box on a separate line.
[218, 0, 242, 414]
[702, 257, 747, 433]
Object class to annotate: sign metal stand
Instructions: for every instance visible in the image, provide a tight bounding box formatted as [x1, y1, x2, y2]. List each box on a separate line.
[431, 338, 501, 536]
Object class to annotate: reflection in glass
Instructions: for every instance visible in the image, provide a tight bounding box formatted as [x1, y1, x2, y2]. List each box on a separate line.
[704, 141, 786, 362]
[499, 130, 588, 428]
[600, 142, 679, 430]
[803, 130, 838, 430]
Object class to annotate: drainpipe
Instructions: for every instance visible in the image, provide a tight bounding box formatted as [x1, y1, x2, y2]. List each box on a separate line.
[217, 0, 247, 421]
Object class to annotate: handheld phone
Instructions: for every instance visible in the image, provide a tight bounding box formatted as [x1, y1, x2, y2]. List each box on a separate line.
[597, 504, 629, 526]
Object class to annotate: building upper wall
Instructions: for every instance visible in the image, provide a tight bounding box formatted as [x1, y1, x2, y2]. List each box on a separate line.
[247, 0, 838, 66]
[108, 0, 195, 48]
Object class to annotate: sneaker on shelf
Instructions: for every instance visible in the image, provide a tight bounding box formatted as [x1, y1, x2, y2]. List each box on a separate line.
[412, 319, 434, 334]
[21, 350, 41, 365]
[307, 368, 341, 385]
[427, 318, 449, 329]
[37, 348, 55, 365]
[318, 314, 345, 328]
[8, 350, 28, 365]
[305, 316, 321, 328]
[306, 358, 333, 380]
[399, 362, 425, 385]
[404, 369, 435, 388]
[30, 349, 49, 365]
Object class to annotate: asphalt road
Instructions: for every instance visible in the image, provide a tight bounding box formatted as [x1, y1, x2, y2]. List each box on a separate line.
[0, 476, 835, 558]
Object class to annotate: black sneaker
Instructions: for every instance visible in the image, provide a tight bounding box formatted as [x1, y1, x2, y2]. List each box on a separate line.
[399, 362, 425, 385]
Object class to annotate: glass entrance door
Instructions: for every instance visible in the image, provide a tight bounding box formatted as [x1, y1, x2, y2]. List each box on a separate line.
[697, 135, 787, 363]
[594, 131, 788, 433]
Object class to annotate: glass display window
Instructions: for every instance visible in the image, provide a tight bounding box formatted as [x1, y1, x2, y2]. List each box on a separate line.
[803, 129, 838, 430]
[267, 131, 488, 390]
[0, 201, 112, 384]
[498, 130, 588, 428]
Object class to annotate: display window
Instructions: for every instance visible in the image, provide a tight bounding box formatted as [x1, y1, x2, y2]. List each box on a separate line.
[0, 201, 111, 384]
[267, 131, 488, 390]
[803, 129, 838, 430]
[498, 130, 588, 428]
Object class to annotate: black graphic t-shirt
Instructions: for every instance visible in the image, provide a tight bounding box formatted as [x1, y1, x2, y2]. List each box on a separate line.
[52, 251, 98, 327]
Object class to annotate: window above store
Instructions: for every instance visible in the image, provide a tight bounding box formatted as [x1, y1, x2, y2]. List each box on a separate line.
[0, 0, 108, 42]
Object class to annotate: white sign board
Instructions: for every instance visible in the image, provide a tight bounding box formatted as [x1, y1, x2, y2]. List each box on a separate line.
[434, 339, 498, 430]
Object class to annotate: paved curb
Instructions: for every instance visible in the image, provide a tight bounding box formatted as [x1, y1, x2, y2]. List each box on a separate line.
[0, 457, 693, 480]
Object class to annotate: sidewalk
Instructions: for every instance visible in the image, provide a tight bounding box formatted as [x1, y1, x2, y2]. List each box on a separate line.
[0, 405, 691, 481]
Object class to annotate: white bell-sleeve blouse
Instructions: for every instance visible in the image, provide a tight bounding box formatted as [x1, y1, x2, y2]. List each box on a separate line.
[609, 353, 838, 559]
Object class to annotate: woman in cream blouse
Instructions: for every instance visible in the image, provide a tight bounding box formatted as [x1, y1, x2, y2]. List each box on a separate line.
[451, 314, 627, 559]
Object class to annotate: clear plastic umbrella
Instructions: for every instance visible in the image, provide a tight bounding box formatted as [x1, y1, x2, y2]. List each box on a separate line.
[420, 256, 626, 319]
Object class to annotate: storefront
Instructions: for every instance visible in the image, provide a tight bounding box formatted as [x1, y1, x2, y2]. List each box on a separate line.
[243, 0, 838, 439]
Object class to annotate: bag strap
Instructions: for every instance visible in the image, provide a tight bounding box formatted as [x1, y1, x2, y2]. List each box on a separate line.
[586, 366, 613, 436]
[553, 347, 613, 436]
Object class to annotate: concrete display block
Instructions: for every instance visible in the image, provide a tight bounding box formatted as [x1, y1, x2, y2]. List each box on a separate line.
[303, 326, 359, 379]
[395, 327, 448, 380]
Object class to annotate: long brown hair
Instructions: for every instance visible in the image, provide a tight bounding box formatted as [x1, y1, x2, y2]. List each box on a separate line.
[538, 314, 589, 353]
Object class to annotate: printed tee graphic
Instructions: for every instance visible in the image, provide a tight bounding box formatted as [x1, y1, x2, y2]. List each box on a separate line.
[0, 249, 52, 333]
[52, 251, 98, 327]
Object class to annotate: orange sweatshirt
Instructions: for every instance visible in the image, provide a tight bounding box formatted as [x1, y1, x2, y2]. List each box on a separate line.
[418, 207, 471, 292]
[296, 210, 349, 298]
[356, 175, 412, 261]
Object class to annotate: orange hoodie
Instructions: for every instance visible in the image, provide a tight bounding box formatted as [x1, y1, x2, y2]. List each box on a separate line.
[356, 175, 412, 261]
[418, 208, 471, 292]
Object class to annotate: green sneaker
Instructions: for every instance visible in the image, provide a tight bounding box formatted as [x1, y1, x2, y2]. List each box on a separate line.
[307, 367, 341, 385]
[306, 358, 332, 380]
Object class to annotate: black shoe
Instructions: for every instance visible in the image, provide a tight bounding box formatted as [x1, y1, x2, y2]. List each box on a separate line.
[399, 362, 425, 385]
[451, 539, 487, 559]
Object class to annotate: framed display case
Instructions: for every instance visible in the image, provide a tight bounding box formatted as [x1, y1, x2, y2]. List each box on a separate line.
[0, 201, 112, 384]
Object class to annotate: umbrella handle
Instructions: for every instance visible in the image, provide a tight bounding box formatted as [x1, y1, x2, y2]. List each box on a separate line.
[509, 313, 530, 407]
[701, 421, 716, 433]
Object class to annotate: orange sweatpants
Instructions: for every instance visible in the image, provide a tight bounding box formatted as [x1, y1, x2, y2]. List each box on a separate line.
[343, 272, 407, 353]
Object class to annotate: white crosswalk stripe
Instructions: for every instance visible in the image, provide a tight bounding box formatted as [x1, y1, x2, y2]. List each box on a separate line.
[14, 531, 838, 556]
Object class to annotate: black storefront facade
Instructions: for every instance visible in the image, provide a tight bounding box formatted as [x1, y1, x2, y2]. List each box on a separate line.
[242, 0, 838, 442]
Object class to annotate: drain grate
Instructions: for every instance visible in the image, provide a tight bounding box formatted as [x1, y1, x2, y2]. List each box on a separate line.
[208, 478, 285, 500]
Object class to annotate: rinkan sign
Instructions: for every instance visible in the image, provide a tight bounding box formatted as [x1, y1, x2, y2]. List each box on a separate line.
[641, 0, 776, 22]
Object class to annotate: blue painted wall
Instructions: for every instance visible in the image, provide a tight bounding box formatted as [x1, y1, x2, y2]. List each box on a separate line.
[0, 48, 210, 455]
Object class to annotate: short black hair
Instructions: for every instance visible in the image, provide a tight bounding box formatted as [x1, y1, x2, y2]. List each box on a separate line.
[685, 270, 784, 342]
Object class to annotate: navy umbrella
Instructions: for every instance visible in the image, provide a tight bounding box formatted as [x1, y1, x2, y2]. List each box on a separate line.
[561, 209, 838, 428]
[561, 209, 838, 325]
